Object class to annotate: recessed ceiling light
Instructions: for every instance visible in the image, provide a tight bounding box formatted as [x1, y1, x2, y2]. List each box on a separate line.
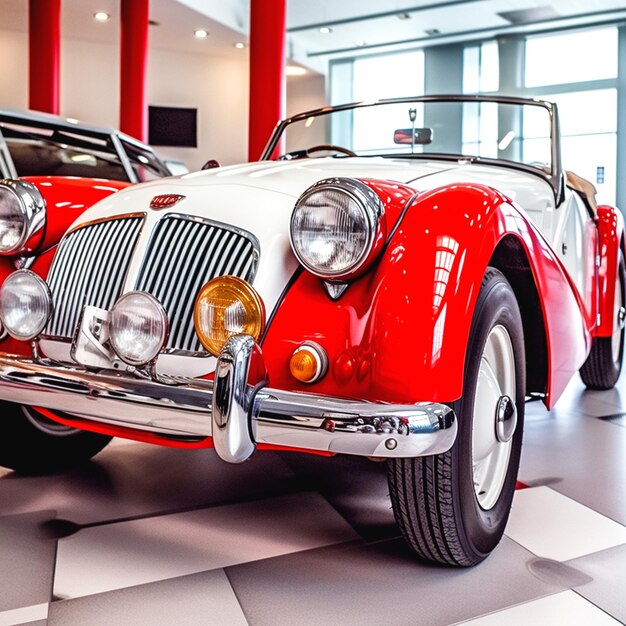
[319, 26, 332, 34]
[286, 65, 307, 76]
[397, 12, 411, 20]
[234, 42, 246, 49]
[355, 40, 366, 47]
[194, 29, 209, 39]
[93, 11, 110, 22]
[424, 28, 441, 36]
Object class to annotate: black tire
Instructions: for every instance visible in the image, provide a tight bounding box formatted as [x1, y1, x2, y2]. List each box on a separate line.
[0, 402, 111, 475]
[580, 253, 625, 390]
[387, 268, 525, 566]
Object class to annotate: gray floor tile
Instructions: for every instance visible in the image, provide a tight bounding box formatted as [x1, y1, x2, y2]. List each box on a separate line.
[568, 544, 626, 623]
[519, 408, 626, 525]
[227, 536, 564, 626]
[0, 442, 297, 525]
[48, 569, 247, 626]
[0, 512, 57, 612]
[278, 452, 398, 541]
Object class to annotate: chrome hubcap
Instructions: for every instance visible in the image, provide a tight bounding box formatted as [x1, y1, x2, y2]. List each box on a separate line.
[472, 324, 516, 510]
[495, 395, 517, 443]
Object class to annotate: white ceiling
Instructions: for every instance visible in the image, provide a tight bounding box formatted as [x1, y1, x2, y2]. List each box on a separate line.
[287, 0, 626, 60]
[3, 0, 626, 70]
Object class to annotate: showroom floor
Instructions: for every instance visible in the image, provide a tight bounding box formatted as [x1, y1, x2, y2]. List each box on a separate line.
[1, 372, 625, 626]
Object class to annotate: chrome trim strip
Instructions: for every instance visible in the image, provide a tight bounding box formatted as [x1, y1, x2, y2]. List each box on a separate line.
[0, 339, 457, 460]
[109, 131, 138, 183]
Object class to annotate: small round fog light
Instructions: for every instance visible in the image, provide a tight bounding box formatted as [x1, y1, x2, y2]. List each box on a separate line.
[0, 270, 51, 340]
[110, 291, 168, 366]
[194, 275, 265, 356]
[289, 342, 328, 383]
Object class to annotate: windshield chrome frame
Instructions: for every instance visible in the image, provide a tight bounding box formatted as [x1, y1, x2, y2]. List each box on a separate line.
[261, 94, 562, 201]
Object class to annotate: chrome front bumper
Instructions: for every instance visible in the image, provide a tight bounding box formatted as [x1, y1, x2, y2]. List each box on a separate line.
[0, 335, 457, 463]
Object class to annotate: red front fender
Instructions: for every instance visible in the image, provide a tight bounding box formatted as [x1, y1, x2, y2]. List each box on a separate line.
[262, 182, 590, 408]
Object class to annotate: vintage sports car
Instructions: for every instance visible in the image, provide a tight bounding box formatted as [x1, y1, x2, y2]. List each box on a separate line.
[0, 95, 623, 567]
[0, 108, 173, 252]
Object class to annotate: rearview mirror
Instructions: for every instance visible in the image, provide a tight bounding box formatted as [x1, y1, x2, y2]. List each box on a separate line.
[393, 128, 433, 145]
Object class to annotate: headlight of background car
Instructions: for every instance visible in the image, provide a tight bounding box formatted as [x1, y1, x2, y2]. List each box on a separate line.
[290, 177, 386, 280]
[0, 270, 52, 340]
[0, 180, 46, 255]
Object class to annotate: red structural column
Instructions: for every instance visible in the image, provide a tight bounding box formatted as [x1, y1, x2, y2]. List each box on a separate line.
[248, 0, 286, 161]
[28, 0, 61, 114]
[120, 0, 149, 142]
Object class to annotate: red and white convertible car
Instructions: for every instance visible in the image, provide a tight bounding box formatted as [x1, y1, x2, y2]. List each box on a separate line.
[0, 95, 623, 567]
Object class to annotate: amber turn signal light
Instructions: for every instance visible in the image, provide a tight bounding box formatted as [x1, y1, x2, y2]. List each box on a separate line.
[289, 342, 328, 383]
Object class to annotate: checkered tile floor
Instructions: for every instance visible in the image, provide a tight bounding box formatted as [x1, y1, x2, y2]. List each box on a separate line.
[1, 372, 626, 625]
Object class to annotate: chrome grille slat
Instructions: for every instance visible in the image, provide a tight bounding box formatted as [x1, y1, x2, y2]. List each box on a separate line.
[60, 221, 114, 337]
[45, 217, 143, 338]
[135, 215, 259, 354]
[162, 223, 211, 342]
[44, 214, 259, 356]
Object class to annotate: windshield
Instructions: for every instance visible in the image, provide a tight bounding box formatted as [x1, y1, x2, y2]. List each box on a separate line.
[267, 97, 557, 177]
[1, 120, 171, 182]
[2, 122, 129, 180]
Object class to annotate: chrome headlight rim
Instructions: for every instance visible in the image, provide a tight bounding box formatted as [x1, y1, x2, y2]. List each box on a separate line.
[289, 177, 386, 280]
[0, 269, 52, 341]
[109, 291, 169, 367]
[0, 179, 46, 256]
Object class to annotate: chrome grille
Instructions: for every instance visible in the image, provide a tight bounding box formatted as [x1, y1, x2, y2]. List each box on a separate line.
[135, 215, 259, 354]
[45, 217, 143, 338]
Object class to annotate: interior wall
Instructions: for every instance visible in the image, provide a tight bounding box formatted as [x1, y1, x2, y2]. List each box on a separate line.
[286, 73, 327, 117]
[0, 30, 28, 108]
[0, 28, 249, 171]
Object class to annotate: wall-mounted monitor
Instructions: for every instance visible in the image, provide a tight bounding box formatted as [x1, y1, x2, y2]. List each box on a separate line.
[148, 106, 197, 147]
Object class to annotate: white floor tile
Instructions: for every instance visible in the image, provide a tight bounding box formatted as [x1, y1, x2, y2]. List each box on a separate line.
[0, 603, 48, 626]
[456, 590, 620, 625]
[505, 487, 626, 561]
[53, 491, 358, 599]
[49, 569, 248, 626]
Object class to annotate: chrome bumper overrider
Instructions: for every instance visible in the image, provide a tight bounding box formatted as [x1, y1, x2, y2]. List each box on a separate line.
[0, 335, 456, 463]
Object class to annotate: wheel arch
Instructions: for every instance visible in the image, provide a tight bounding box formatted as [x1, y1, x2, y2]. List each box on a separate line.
[488, 234, 548, 397]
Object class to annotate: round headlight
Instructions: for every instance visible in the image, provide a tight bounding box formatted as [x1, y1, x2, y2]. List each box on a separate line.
[110, 292, 169, 366]
[290, 177, 385, 279]
[0, 270, 52, 340]
[0, 180, 46, 255]
[194, 275, 265, 356]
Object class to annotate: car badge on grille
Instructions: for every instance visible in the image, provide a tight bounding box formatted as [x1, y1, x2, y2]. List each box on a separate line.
[150, 194, 185, 210]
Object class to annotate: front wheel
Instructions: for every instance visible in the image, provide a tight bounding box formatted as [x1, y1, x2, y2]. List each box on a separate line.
[388, 268, 525, 566]
[0, 403, 111, 475]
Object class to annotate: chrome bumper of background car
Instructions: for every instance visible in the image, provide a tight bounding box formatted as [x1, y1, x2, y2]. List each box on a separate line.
[0, 335, 457, 463]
